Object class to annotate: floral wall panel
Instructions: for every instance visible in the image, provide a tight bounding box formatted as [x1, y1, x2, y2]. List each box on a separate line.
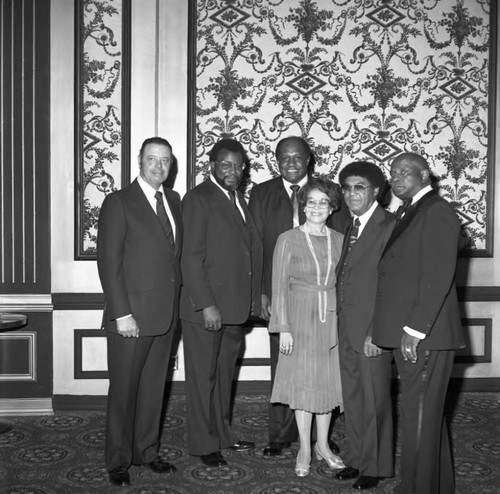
[188, 0, 496, 255]
[75, 0, 131, 259]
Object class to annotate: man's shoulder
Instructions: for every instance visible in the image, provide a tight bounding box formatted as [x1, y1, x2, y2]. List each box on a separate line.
[183, 179, 212, 199]
[419, 190, 459, 221]
[251, 176, 282, 194]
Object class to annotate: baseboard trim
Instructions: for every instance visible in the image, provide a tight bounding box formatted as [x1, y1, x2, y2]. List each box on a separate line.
[0, 398, 54, 416]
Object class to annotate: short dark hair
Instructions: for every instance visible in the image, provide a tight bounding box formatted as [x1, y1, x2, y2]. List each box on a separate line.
[339, 161, 386, 190]
[275, 136, 311, 157]
[139, 137, 173, 159]
[209, 138, 249, 165]
[298, 178, 341, 211]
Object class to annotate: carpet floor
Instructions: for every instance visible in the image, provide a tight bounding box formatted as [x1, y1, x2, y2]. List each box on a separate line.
[1, 392, 499, 493]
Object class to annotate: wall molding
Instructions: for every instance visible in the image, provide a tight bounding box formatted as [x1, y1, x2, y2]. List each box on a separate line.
[51, 287, 500, 311]
[0, 294, 53, 312]
[0, 398, 53, 416]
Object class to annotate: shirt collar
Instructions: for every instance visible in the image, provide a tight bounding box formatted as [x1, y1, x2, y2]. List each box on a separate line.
[137, 174, 161, 200]
[352, 200, 378, 228]
[411, 185, 433, 205]
[282, 175, 308, 195]
[210, 173, 234, 197]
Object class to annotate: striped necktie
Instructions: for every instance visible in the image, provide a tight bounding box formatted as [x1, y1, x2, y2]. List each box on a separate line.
[155, 191, 175, 247]
[228, 190, 245, 222]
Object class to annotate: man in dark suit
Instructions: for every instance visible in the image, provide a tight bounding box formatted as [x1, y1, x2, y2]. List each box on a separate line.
[372, 152, 465, 494]
[97, 137, 182, 487]
[248, 136, 349, 457]
[180, 138, 263, 467]
[335, 161, 395, 490]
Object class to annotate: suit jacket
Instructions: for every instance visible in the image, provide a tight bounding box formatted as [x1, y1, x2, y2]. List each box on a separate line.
[180, 179, 263, 325]
[97, 179, 183, 336]
[336, 204, 396, 353]
[372, 190, 465, 351]
[248, 176, 350, 298]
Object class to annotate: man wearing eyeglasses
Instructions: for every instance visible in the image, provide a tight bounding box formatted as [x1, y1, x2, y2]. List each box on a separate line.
[248, 136, 349, 457]
[335, 161, 396, 491]
[372, 153, 464, 494]
[180, 138, 263, 467]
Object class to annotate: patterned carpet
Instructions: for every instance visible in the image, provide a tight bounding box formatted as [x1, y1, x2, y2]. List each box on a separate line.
[1, 392, 499, 493]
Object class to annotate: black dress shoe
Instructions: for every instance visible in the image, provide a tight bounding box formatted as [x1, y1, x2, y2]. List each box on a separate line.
[144, 456, 177, 474]
[335, 466, 360, 480]
[329, 440, 340, 455]
[201, 451, 227, 467]
[263, 441, 292, 456]
[109, 466, 130, 486]
[230, 440, 254, 451]
[353, 475, 379, 490]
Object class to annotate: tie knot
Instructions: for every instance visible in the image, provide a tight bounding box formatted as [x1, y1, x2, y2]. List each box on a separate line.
[290, 184, 300, 193]
[155, 191, 163, 201]
[354, 217, 361, 228]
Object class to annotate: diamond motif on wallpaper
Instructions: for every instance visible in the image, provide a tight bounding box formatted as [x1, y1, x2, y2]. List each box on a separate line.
[82, 131, 100, 152]
[440, 77, 476, 100]
[286, 73, 326, 96]
[366, 6, 405, 28]
[363, 139, 402, 162]
[209, 5, 250, 29]
[455, 208, 474, 227]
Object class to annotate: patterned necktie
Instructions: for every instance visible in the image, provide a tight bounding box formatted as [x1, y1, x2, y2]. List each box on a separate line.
[155, 191, 175, 246]
[228, 190, 245, 222]
[348, 217, 361, 248]
[290, 184, 300, 227]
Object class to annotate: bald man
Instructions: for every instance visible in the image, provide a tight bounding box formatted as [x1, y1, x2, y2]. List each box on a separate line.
[372, 153, 465, 494]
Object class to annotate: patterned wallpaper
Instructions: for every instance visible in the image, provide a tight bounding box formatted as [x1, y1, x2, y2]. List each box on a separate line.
[189, 0, 496, 254]
[75, 0, 130, 259]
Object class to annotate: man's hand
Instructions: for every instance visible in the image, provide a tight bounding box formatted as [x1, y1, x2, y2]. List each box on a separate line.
[260, 294, 271, 321]
[401, 332, 420, 363]
[364, 335, 383, 357]
[279, 332, 294, 355]
[116, 315, 139, 338]
[203, 305, 222, 331]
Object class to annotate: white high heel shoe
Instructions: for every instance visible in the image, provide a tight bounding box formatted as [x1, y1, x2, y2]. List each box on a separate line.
[314, 443, 345, 470]
[295, 450, 311, 477]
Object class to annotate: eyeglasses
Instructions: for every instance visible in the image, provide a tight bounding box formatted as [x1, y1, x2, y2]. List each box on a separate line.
[215, 160, 245, 172]
[305, 199, 331, 209]
[341, 184, 372, 194]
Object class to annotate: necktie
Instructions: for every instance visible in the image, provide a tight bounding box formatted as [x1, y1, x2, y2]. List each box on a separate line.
[155, 191, 175, 246]
[228, 191, 245, 222]
[290, 184, 300, 227]
[348, 217, 361, 248]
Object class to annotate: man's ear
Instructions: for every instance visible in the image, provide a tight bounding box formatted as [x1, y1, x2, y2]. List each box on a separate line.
[420, 169, 430, 182]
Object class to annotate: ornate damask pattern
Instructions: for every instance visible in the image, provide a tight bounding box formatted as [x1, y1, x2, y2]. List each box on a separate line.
[189, 0, 495, 254]
[75, 0, 130, 259]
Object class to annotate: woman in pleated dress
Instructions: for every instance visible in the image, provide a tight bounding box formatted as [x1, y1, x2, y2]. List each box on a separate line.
[270, 178, 345, 477]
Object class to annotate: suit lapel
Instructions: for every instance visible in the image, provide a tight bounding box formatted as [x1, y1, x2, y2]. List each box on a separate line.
[163, 186, 182, 255]
[382, 189, 437, 256]
[129, 180, 171, 249]
[348, 207, 384, 265]
[336, 218, 353, 277]
[207, 180, 252, 247]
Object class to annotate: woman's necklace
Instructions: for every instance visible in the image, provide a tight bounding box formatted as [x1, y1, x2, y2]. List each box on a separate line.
[304, 224, 332, 323]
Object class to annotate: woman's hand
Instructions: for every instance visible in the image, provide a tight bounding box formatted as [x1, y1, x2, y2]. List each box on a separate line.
[279, 332, 294, 355]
